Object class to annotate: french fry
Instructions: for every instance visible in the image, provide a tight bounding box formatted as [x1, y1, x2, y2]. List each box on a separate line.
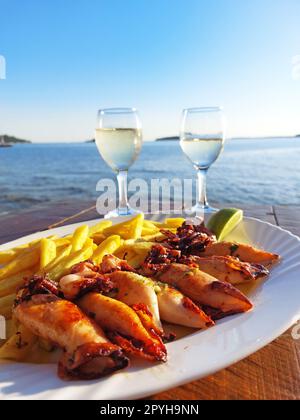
[116, 241, 153, 265]
[142, 220, 160, 236]
[119, 241, 153, 256]
[71, 225, 89, 252]
[0, 293, 16, 319]
[164, 217, 185, 228]
[12, 239, 40, 251]
[142, 226, 159, 236]
[92, 235, 121, 264]
[0, 247, 40, 281]
[0, 237, 55, 263]
[102, 214, 144, 240]
[122, 239, 136, 246]
[0, 249, 18, 265]
[151, 221, 163, 227]
[140, 232, 167, 242]
[0, 237, 47, 265]
[84, 237, 94, 248]
[40, 238, 56, 270]
[0, 268, 36, 298]
[89, 220, 112, 236]
[143, 220, 159, 230]
[0, 323, 38, 361]
[13, 237, 54, 252]
[54, 237, 70, 247]
[42, 244, 72, 273]
[48, 244, 94, 281]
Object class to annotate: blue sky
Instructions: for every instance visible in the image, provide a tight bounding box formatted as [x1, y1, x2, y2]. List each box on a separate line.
[0, 0, 299, 142]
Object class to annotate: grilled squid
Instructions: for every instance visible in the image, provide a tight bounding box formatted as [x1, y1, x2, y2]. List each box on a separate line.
[182, 255, 269, 285]
[59, 259, 166, 359]
[101, 255, 213, 329]
[59, 265, 114, 301]
[199, 242, 279, 267]
[106, 270, 163, 334]
[101, 255, 162, 333]
[154, 263, 253, 317]
[13, 277, 128, 380]
[77, 292, 167, 362]
[155, 282, 214, 328]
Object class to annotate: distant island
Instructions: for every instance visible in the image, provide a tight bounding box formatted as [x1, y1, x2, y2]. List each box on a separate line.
[87, 134, 300, 143]
[156, 135, 300, 141]
[156, 136, 179, 141]
[0, 134, 31, 144]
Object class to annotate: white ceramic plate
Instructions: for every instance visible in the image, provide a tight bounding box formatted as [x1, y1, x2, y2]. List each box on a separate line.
[0, 216, 300, 400]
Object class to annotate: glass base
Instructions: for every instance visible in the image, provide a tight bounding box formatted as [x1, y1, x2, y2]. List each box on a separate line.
[104, 206, 141, 219]
[184, 203, 218, 220]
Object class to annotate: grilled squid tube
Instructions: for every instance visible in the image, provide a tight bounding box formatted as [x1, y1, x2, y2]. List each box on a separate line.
[60, 259, 164, 345]
[101, 255, 213, 329]
[155, 282, 214, 328]
[108, 272, 213, 330]
[105, 270, 163, 334]
[155, 263, 253, 316]
[13, 294, 128, 380]
[200, 242, 279, 267]
[185, 255, 269, 285]
[78, 292, 167, 362]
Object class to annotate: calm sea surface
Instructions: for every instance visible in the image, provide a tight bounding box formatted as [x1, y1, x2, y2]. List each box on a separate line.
[0, 137, 299, 215]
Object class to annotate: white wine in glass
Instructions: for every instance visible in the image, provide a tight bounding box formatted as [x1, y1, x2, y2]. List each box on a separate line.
[180, 107, 225, 216]
[95, 128, 142, 172]
[95, 108, 143, 217]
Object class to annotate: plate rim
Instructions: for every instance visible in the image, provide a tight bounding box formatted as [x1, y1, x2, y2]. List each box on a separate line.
[0, 214, 300, 400]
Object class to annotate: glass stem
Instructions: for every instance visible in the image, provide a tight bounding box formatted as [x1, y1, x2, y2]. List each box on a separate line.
[117, 170, 129, 215]
[197, 168, 208, 208]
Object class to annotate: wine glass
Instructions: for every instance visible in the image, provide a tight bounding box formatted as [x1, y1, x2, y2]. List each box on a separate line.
[180, 107, 225, 216]
[95, 108, 142, 217]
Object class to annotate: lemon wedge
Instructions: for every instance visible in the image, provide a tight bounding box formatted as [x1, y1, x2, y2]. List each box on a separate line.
[207, 208, 243, 241]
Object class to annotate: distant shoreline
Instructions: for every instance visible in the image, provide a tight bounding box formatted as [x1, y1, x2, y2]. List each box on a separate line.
[1, 135, 299, 144]
[156, 135, 300, 141]
[0, 134, 31, 144]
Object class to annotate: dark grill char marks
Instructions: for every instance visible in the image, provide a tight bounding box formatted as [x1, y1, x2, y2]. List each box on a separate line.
[159, 222, 216, 255]
[179, 255, 269, 284]
[58, 343, 129, 380]
[60, 260, 116, 300]
[15, 274, 61, 306]
[142, 244, 181, 275]
[66, 274, 115, 300]
[201, 305, 241, 321]
[107, 331, 167, 362]
[142, 222, 216, 275]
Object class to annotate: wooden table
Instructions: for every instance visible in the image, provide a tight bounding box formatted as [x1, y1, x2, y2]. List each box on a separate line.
[1, 201, 300, 400]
